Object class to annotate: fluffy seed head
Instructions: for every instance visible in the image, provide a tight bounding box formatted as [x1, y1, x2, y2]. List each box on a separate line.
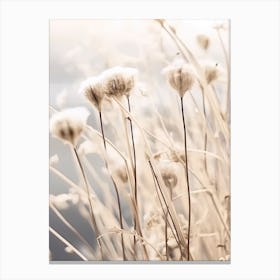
[163, 64, 195, 97]
[50, 107, 89, 146]
[196, 34, 210, 50]
[101, 66, 138, 97]
[79, 77, 104, 111]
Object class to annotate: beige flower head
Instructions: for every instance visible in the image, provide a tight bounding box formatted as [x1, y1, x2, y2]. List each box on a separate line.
[50, 107, 89, 146]
[196, 34, 210, 50]
[79, 76, 105, 111]
[101, 66, 138, 97]
[204, 63, 220, 84]
[163, 63, 195, 97]
[159, 162, 178, 189]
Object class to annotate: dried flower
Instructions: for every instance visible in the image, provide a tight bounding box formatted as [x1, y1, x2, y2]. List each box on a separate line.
[79, 76, 105, 111]
[50, 107, 89, 146]
[101, 66, 138, 97]
[163, 64, 195, 97]
[204, 63, 219, 84]
[196, 34, 210, 50]
[159, 162, 178, 189]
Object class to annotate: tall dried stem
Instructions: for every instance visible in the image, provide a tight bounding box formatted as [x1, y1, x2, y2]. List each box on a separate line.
[126, 96, 138, 259]
[73, 147, 104, 260]
[99, 111, 126, 261]
[180, 96, 192, 261]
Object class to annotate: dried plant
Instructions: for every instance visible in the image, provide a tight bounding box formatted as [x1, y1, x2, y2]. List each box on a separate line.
[49, 19, 230, 262]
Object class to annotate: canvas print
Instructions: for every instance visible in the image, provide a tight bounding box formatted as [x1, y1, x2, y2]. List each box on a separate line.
[49, 19, 230, 262]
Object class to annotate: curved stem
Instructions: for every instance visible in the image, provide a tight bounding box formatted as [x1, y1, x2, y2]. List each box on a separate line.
[112, 97, 228, 163]
[49, 226, 88, 261]
[98, 228, 164, 261]
[151, 169, 183, 260]
[99, 111, 126, 261]
[216, 27, 230, 122]
[50, 202, 96, 257]
[127, 97, 138, 211]
[148, 160, 191, 260]
[201, 88, 209, 176]
[180, 96, 192, 261]
[73, 147, 103, 260]
[113, 96, 188, 254]
[157, 20, 230, 141]
[126, 96, 138, 259]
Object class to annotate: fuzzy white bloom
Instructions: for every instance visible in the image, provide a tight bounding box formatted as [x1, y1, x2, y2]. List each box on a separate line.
[101, 66, 138, 97]
[50, 107, 89, 146]
[163, 63, 195, 97]
[50, 194, 71, 210]
[79, 76, 105, 111]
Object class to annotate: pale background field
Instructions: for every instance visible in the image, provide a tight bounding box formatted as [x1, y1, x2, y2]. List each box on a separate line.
[1, 0, 280, 279]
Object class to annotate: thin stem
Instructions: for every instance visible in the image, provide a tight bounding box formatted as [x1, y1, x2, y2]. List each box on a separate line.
[50, 164, 124, 255]
[148, 160, 190, 260]
[180, 96, 192, 261]
[99, 111, 126, 261]
[189, 92, 229, 165]
[50, 202, 96, 257]
[113, 96, 189, 254]
[129, 192, 150, 260]
[113, 97, 170, 148]
[157, 20, 230, 141]
[192, 189, 231, 239]
[201, 88, 209, 176]
[127, 97, 138, 210]
[165, 214, 169, 260]
[97, 228, 164, 261]
[151, 169, 182, 260]
[216, 27, 230, 122]
[113, 100, 148, 260]
[126, 96, 138, 259]
[49, 226, 88, 261]
[73, 147, 103, 260]
[88, 120, 147, 259]
[86, 126, 136, 191]
[120, 102, 137, 245]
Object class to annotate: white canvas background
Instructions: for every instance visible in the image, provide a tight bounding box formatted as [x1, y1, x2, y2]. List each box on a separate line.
[0, 0, 279, 279]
